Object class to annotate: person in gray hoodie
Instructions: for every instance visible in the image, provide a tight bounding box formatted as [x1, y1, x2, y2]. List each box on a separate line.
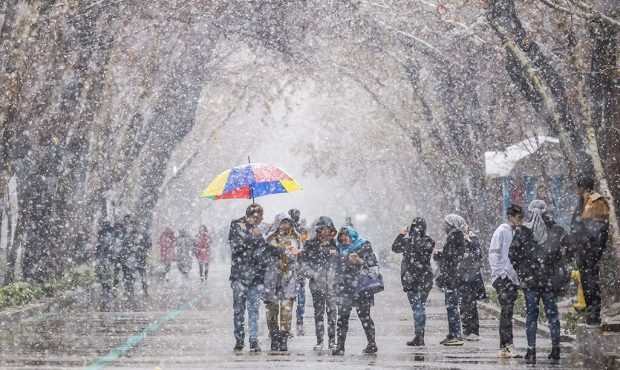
[489, 204, 523, 358]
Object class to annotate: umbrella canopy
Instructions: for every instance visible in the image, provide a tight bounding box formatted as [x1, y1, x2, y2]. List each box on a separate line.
[201, 163, 302, 200]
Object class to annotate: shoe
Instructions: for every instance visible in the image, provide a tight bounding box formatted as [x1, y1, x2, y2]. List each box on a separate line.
[270, 331, 279, 351]
[297, 321, 305, 336]
[463, 334, 480, 342]
[279, 331, 289, 351]
[498, 344, 515, 358]
[407, 334, 424, 346]
[439, 333, 454, 345]
[313, 341, 324, 351]
[525, 347, 536, 364]
[548, 346, 560, 360]
[233, 341, 244, 351]
[362, 343, 378, 354]
[249, 340, 261, 352]
[442, 337, 464, 346]
[328, 339, 337, 350]
[332, 347, 345, 356]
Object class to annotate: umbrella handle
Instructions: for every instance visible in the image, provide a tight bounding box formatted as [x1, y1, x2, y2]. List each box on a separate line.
[248, 156, 255, 203]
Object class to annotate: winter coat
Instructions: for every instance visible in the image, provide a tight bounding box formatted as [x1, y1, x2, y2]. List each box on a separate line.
[262, 225, 302, 302]
[301, 238, 338, 293]
[132, 230, 151, 267]
[391, 228, 435, 294]
[95, 222, 116, 283]
[335, 240, 378, 307]
[228, 216, 268, 286]
[194, 231, 211, 263]
[459, 235, 486, 300]
[176, 235, 195, 274]
[510, 222, 570, 293]
[434, 229, 466, 291]
[158, 228, 177, 263]
[571, 193, 609, 266]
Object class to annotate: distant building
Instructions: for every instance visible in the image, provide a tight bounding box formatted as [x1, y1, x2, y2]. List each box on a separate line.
[485, 136, 574, 227]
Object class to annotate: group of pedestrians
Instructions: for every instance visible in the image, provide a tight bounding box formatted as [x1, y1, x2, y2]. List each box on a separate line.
[95, 214, 151, 304]
[158, 225, 212, 282]
[227, 176, 610, 362]
[229, 205, 379, 355]
[490, 176, 609, 363]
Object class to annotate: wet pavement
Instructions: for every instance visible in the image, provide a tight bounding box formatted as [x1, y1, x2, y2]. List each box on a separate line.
[0, 262, 584, 369]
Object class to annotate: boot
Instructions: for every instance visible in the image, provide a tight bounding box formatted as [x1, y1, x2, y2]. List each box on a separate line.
[407, 334, 424, 346]
[249, 340, 261, 352]
[362, 342, 378, 354]
[548, 346, 560, 360]
[270, 331, 279, 351]
[279, 331, 289, 351]
[332, 343, 345, 356]
[525, 347, 536, 364]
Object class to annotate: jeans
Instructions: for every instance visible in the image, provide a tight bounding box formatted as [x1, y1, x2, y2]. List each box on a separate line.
[337, 301, 375, 348]
[406, 291, 429, 336]
[297, 279, 306, 323]
[266, 299, 295, 333]
[198, 262, 209, 282]
[309, 278, 337, 343]
[524, 288, 561, 347]
[460, 296, 479, 336]
[493, 277, 519, 348]
[232, 281, 263, 343]
[444, 288, 462, 337]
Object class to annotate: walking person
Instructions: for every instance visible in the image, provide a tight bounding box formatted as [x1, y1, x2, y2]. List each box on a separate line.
[391, 217, 435, 347]
[263, 212, 303, 352]
[332, 226, 379, 356]
[489, 204, 523, 357]
[459, 224, 486, 341]
[570, 176, 610, 327]
[195, 225, 211, 283]
[176, 229, 195, 280]
[510, 200, 567, 363]
[95, 220, 116, 307]
[229, 203, 268, 352]
[434, 214, 467, 346]
[289, 208, 309, 336]
[158, 227, 177, 282]
[132, 220, 152, 297]
[301, 216, 339, 351]
[117, 214, 137, 298]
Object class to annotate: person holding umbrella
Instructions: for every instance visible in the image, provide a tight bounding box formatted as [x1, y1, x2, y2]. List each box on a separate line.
[229, 203, 268, 352]
[263, 212, 303, 352]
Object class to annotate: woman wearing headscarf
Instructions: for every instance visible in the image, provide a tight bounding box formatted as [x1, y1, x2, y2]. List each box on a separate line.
[392, 217, 435, 346]
[300, 216, 339, 350]
[263, 212, 302, 352]
[510, 200, 563, 363]
[433, 214, 467, 346]
[332, 226, 379, 355]
[459, 223, 486, 341]
[194, 225, 211, 283]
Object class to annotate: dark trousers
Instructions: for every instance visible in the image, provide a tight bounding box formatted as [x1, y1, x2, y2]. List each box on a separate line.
[336, 301, 375, 349]
[163, 263, 172, 280]
[137, 265, 148, 294]
[460, 296, 480, 336]
[199, 262, 209, 282]
[578, 244, 605, 324]
[492, 277, 519, 348]
[309, 279, 337, 343]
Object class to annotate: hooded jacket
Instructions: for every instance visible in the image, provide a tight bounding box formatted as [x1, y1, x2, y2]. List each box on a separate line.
[228, 216, 268, 286]
[262, 212, 302, 302]
[391, 217, 435, 293]
[301, 216, 338, 283]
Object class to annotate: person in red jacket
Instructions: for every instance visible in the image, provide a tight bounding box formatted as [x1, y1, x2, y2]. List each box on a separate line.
[195, 225, 212, 283]
[159, 227, 177, 282]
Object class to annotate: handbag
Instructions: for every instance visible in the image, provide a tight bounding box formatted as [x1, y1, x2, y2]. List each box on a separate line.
[355, 266, 384, 298]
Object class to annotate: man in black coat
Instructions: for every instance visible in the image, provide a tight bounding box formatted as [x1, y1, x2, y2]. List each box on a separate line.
[228, 203, 268, 352]
[301, 216, 339, 350]
[95, 220, 116, 307]
[392, 217, 435, 346]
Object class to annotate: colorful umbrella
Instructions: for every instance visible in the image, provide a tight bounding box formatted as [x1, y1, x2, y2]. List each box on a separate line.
[200, 163, 302, 200]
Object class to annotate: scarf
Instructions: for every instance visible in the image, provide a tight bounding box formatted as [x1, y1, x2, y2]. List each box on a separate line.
[336, 226, 366, 256]
[524, 200, 548, 244]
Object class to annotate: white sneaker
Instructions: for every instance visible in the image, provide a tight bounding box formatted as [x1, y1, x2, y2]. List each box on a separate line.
[498, 345, 515, 358]
[464, 334, 480, 342]
[313, 342, 324, 351]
